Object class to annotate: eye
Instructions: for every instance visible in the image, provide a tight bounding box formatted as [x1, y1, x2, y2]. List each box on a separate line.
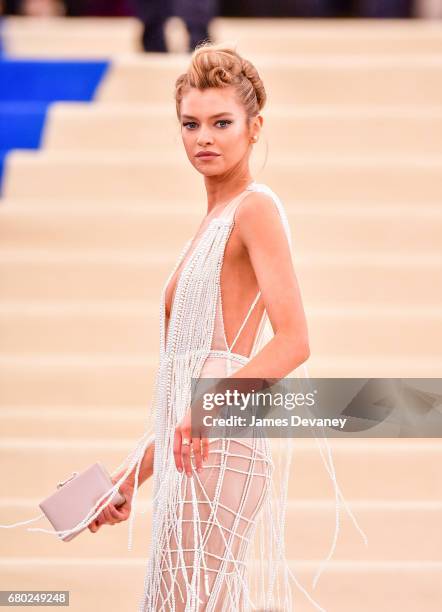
[183, 119, 232, 129]
[216, 119, 232, 128]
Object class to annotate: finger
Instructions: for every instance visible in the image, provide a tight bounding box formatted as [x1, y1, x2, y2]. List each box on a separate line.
[202, 437, 210, 462]
[173, 428, 183, 473]
[109, 504, 125, 521]
[115, 506, 129, 521]
[92, 512, 103, 528]
[182, 443, 191, 476]
[192, 436, 202, 473]
[106, 504, 118, 520]
[181, 430, 192, 476]
[103, 506, 114, 524]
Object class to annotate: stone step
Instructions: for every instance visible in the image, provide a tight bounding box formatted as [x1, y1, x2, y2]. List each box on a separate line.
[0, 356, 157, 407]
[96, 54, 442, 106]
[0, 252, 440, 305]
[2, 16, 142, 57]
[0, 304, 440, 356]
[43, 102, 442, 154]
[4, 16, 442, 58]
[2, 397, 442, 439]
[0, 354, 440, 407]
[0, 406, 146, 439]
[1, 439, 440, 501]
[211, 18, 442, 55]
[1, 499, 441, 562]
[4, 151, 442, 202]
[1, 201, 441, 253]
[1, 558, 440, 612]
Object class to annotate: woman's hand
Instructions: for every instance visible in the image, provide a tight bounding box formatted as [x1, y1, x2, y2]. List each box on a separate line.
[88, 476, 134, 534]
[174, 403, 209, 476]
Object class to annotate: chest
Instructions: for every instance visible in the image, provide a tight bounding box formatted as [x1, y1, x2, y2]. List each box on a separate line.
[164, 220, 251, 321]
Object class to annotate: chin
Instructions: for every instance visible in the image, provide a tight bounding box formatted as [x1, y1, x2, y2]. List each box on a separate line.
[194, 166, 223, 177]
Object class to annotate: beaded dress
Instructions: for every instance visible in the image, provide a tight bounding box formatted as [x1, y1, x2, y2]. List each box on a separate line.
[0, 181, 368, 611]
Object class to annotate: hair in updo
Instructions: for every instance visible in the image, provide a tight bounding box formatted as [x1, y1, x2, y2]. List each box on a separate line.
[174, 42, 266, 124]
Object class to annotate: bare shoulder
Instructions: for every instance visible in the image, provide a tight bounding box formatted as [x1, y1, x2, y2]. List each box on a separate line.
[235, 190, 287, 250]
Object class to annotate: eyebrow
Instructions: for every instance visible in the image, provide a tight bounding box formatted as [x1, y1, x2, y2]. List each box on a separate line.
[181, 112, 234, 120]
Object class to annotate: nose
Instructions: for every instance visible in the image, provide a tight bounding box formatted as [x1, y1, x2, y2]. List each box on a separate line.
[196, 126, 214, 146]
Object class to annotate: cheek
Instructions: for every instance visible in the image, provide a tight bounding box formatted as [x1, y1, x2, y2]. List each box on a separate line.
[181, 133, 194, 152]
[223, 131, 248, 154]
[221, 128, 247, 150]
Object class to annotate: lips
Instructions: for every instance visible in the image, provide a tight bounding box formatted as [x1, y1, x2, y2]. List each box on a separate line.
[196, 152, 220, 157]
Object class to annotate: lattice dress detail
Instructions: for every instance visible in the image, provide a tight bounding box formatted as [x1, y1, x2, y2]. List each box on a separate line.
[0, 181, 368, 612]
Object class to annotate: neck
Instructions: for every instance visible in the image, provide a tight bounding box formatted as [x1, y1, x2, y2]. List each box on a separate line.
[203, 174, 254, 216]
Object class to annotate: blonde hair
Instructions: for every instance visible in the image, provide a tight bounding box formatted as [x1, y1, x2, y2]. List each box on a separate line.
[174, 42, 267, 124]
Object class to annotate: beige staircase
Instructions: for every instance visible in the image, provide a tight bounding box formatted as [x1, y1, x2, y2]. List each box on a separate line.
[1, 16, 144, 57]
[3, 16, 442, 57]
[1, 17, 442, 612]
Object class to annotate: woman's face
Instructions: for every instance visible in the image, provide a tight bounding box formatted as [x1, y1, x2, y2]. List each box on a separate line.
[179, 85, 258, 178]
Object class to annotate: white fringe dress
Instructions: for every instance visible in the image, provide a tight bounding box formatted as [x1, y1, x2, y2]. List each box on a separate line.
[0, 181, 368, 611]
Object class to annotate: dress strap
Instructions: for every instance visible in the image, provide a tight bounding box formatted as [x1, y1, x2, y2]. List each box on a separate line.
[220, 183, 256, 223]
[228, 290, 261, 353]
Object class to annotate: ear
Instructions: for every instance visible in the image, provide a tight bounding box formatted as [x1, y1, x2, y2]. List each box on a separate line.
[254, 114, 264, 137]
[249, 114, 263, 141]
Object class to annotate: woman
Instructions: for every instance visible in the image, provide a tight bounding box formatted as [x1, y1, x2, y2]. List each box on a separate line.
[85, 42, 367, 610]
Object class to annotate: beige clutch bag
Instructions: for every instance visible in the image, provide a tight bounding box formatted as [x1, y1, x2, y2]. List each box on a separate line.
[0, 430, 155, 548]
[39, 462, 126, 542]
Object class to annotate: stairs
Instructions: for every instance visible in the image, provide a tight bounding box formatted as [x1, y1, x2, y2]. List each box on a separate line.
[0, 56, 109, 190]
[1, 17, 442, 611]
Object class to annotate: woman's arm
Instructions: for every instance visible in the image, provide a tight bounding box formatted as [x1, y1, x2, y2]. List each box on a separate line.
[90, 440, 155, 532]
[114, 440, 155, 487]
[232, 191, 310, 380]
[174, 194, 309, 476]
